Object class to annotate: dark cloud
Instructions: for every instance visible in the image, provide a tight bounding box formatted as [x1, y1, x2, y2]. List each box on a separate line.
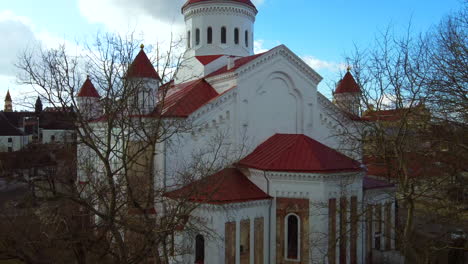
[114, 0, 186, 23]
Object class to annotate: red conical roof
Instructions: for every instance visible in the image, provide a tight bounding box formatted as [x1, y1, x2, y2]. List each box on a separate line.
[238, 134, 362, 173]
[127, 47, 161, 80]
[335, 71, 361, 94]
[77, 77, 100, 98]
[182, 0, 257, 11]
[5, 90, 11, 101]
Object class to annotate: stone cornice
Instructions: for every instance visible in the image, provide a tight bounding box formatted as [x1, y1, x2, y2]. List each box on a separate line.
[236, 45, 322, 85]
[184, 5, 257, 22]
[265, 170, 364, 182]
[196, 199, 271, 211]
[188, 88, 237, 123]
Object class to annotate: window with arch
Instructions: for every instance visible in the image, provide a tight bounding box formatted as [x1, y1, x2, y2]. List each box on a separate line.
[195, 28, 200, 46]
[285, 214, 300, 260]
[207, 27, 212, 44]
[245, 30, 249, 47]
[187, 31, 191, 48]
[221, 26, 227, 44]
[234, 28, 239, 44]
[195, 234, 205, 263]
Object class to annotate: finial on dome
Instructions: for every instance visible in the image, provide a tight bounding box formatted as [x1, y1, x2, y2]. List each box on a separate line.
[140, 44, 145, 50]
[347, 65, 352, 72]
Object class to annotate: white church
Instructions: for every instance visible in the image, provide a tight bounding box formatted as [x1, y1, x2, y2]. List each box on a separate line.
[76, 0, 398, 263]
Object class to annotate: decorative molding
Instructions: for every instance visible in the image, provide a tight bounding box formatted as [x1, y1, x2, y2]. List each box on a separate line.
[184, 5, 257, 22]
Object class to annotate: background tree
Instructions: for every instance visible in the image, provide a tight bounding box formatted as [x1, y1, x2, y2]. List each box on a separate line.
[339, 4, 467, 263]
[0, 33, 234, 264]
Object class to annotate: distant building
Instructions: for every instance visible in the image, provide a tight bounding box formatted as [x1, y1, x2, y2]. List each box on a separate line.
[0, 93, 75, 152]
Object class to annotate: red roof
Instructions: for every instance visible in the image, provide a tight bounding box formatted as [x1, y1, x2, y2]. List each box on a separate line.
[206, 53, 265, 78]
[127, 48, 161, 80]
[362, 108, 411, 121]
[363, 176, 395, 190]
[182, 0, 257, 11]
[335, 71, 361, 94]
[195, 55, 224, 65]
[165, 168, 271, 204]
[238, 134, 363, 173]
[77, 77, 100, 98]
[159, 79, 219, 117]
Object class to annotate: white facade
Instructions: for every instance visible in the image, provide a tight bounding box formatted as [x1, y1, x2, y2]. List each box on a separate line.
[0, 135, 28, 152]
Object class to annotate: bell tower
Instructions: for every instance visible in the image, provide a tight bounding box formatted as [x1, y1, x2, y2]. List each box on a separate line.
[333, 68, 362, 116]
[182, 0, 257, 58]
[4, 90, 12, 112]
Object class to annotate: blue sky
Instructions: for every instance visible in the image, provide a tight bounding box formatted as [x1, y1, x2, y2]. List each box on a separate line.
[0, 0, 464, 109]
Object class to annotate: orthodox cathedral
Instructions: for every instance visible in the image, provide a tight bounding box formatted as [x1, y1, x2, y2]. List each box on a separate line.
[76, 0, 397, 263]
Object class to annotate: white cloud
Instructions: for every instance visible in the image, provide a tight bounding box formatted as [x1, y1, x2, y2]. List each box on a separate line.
[302, 56, 346, 72]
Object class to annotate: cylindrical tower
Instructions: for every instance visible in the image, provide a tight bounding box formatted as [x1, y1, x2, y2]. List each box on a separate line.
[182, 0, 257, 58]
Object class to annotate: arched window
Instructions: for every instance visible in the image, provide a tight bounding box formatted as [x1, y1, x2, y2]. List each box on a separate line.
[195, 234, 205, 264]
[245, 30, 249, 47]
[234, 28, 239, 44]
[221, 27, 227, 44]
[195, 28, 200, 46]
[207, 27, 212, 44]
[285, 214, 300, 260]
[187, 31, 191, 48]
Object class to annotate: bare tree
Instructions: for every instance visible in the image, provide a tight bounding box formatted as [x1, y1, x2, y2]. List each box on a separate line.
[0, 32, 238, 264]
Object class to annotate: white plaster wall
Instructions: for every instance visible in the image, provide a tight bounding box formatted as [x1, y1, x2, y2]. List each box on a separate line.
[42, 129, 75, 144]
[0, 135, 28, 152]
[235, 54, 318, 152]
[181, 200, 271, 264]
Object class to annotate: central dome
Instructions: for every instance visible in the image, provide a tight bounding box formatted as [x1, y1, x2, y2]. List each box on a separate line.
[182, 0, 257, 11]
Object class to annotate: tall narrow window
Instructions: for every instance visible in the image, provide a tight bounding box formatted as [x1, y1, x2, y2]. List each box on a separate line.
[207, 27, 212, 44]
[234, 28, 239, 44]
[221, 27, 227, 44]
[187, 31, 191, 48]
[195, 234, 205, 264]
[245, 30, 249, 47]
[195, 28, 200, 46]
[286, 214, 300, 260]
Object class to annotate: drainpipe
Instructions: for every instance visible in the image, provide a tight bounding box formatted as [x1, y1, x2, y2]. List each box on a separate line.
[263, 171, 272, 264]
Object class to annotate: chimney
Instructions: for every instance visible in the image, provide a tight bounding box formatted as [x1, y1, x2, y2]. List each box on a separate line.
[227, 56, 236, 70]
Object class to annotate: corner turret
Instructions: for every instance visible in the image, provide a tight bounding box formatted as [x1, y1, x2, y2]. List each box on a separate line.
[77, 76, 101, 120]
[333, 68, 362, 116]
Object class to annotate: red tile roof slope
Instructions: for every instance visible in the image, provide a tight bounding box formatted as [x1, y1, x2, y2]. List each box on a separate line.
[362, 108, 410, 121]
[182, 0, 257, 10]
[77, 77, 100, 98]
[238, 134, 363, 173]
[159, 79, 219, 117]
[363, 176, 395, 190]
[206, 53, 265, 78]
[165, 168, 271, 204]
[335, 71, 361, 94]
[127, 49, 161, 80]
[195, 55, 224, 65]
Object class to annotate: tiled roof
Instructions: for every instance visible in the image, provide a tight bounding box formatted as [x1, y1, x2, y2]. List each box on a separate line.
[159, 78, 218, 117]
[0, 112, 24, 136]
[238, 134, 363, 173]
[362, 108, 410, 121]
[335, 71, 361, 94]
[2, 111, 75, 130]
[195, 55, 224, 65]
[127, 48, 161, 80]
[182, 0, 256, 10]
[206, 53, 265, 78]
[165, 168, 271, 204]
[363, 176, 395, 190]
[77, 77, 100, 98]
